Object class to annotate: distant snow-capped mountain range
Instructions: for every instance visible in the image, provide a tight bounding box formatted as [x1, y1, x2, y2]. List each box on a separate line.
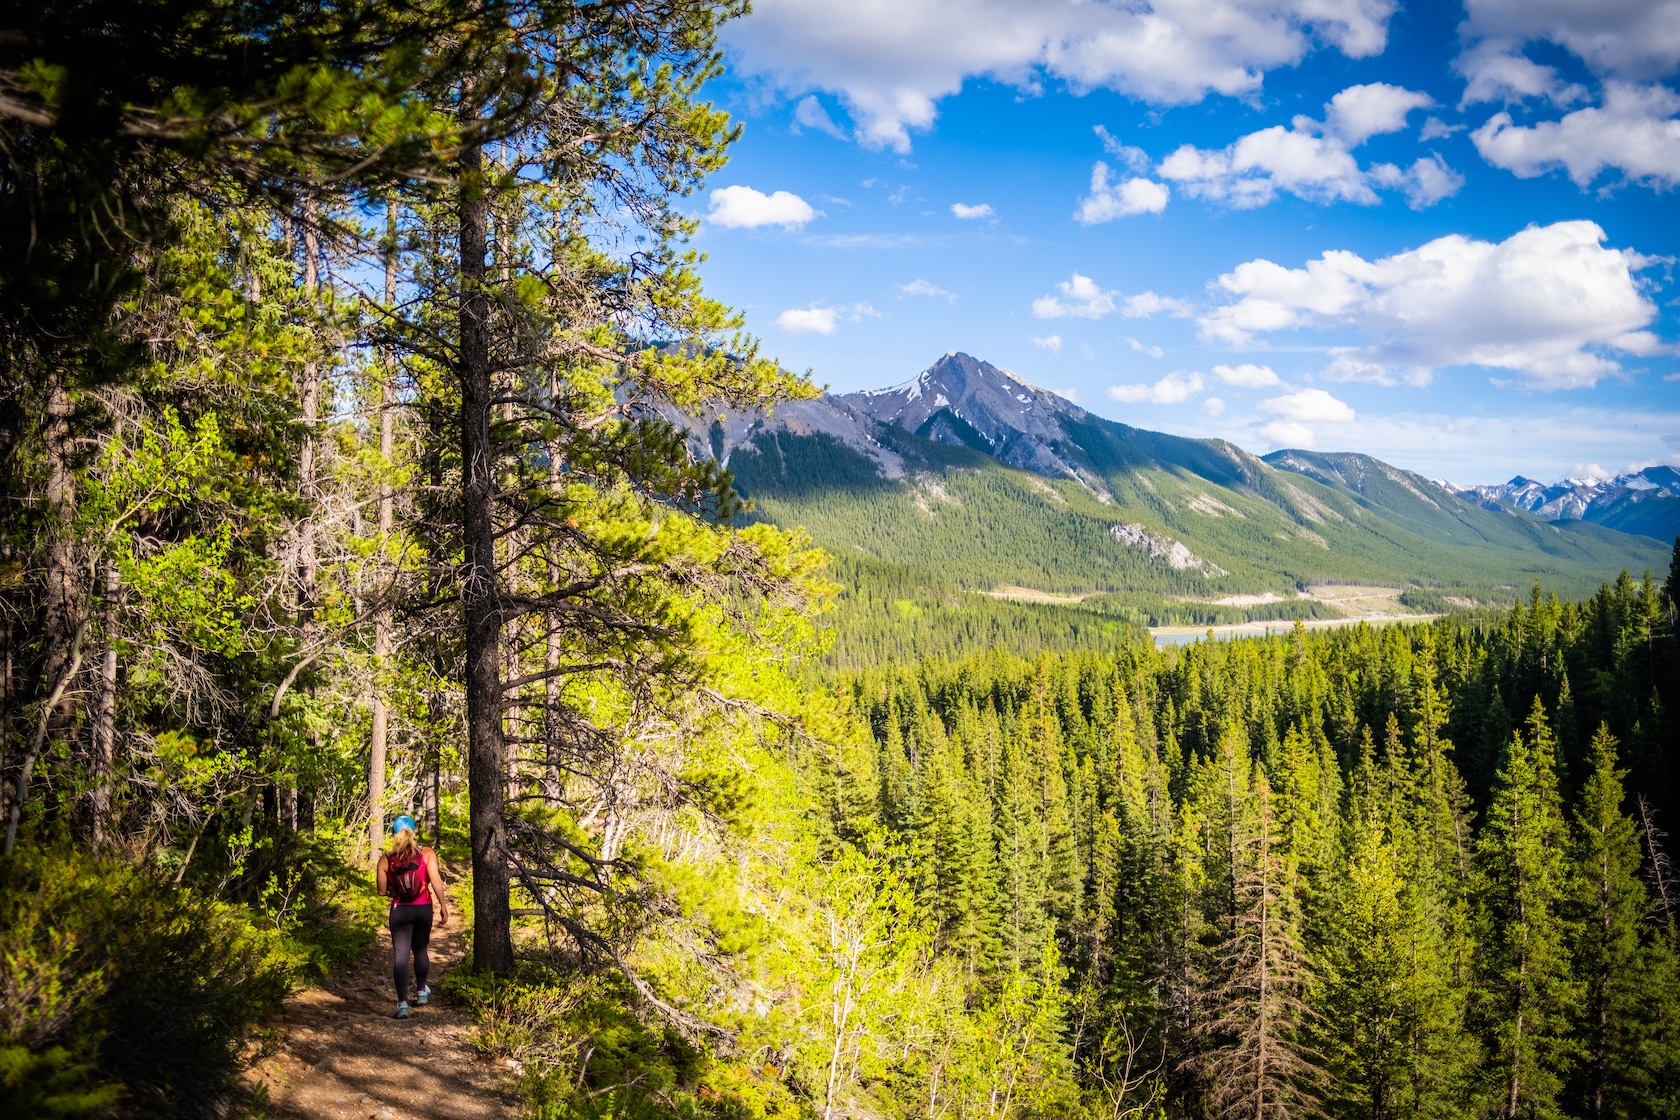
[1431, 468, 1680, 542]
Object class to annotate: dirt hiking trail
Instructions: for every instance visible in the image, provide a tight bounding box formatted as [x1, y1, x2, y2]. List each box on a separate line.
[247, 891, 519, 1120]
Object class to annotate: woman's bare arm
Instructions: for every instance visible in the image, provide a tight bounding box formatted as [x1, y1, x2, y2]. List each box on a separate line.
[423, 847, 450, 924]
[375, 854, 388, 897]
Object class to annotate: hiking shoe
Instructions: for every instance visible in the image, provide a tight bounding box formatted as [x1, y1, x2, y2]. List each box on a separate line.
[416, 986, 430, 1006]
[395, 1001, 410, 1020]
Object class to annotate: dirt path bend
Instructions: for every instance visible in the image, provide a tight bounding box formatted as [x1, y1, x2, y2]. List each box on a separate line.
[247, 914, 519, 1120]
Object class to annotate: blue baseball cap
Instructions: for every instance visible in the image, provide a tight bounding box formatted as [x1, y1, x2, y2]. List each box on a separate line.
[391, 815, 417, 835]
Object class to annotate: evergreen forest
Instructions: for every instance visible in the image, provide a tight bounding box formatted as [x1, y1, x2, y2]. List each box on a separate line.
[1, 3, 1678, 1119]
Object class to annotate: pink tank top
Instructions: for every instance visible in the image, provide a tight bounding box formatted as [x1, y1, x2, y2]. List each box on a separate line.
[388, 848, 431, 906]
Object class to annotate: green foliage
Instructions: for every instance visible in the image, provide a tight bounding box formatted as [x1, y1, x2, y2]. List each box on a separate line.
[257, 829, 389, 980]
[0, 846, 294, 1118]
[765, 579, 1680, 1120]
[1564, 726, 1674, 1120]
[445, 965, 794, 1120]
[0, 1046, 122, 1120]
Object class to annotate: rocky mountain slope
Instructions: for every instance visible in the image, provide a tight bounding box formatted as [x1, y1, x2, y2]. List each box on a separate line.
[675, 353, 1668, 607]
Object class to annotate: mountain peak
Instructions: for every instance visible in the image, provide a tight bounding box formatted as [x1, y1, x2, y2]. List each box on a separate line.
[842, 352, 1104, 492]
[1435, 466, 1680, 538]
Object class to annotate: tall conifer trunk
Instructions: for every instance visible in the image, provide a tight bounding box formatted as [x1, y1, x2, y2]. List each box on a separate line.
[460, 140, 514, 973]
[42, 376, 80, 722]
[369, 199, 398, 856]
[10, 374, 85, 853]
[90, 562, 119, 844]
[288, 202, 323, 834]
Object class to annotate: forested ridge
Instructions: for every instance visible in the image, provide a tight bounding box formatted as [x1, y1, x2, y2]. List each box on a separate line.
[725, 424, 1670, 611]
[1, 3, 1678, 1120]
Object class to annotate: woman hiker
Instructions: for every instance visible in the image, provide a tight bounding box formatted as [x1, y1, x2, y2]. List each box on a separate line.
[375, 815, 451, 1019]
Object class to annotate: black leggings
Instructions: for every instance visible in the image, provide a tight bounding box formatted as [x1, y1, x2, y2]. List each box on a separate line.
[389, 903, 433, 1000]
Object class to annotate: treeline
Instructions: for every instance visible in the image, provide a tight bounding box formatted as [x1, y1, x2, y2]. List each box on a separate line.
[802, 575, 1679, 1119]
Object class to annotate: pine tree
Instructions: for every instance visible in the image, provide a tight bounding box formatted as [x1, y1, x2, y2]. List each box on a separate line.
[1472, 698, 1581, 1120]
[995, 732, 1053, 974]
[1314, 809, 1411, 1120]
[1566, 724, 1658, 1120]
[1409, 634, 1473, 899]
[1273, 721, 1341, 900]
[1027, 656, 1081, 929]
[382, 0, 823, 975]
[1315, 796, 1468, 1120]
[1200, 769, 1323, 1120]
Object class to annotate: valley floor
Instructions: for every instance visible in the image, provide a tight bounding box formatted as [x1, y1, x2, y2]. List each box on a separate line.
[1150, 613, 1439, 647]
[1154, 584, 1434, 646]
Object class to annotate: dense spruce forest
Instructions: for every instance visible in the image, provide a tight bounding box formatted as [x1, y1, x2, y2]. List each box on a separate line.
[824, 584, 1680, 1120]
[2, 2, 1679, 1120]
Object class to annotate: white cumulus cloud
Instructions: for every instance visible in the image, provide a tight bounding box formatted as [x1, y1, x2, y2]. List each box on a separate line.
[1214, 362, 1284, 388]
[1420, 116, 1464, 141]
[1325, 82, 1437, 145]
[1033, 334, 1063, 352]
[1456, 0, 1680, 107]
[1203, 396, 1227, 416]
[1123, 292, 1193, 318]
[1259, 420, 1318, 447]
[777, 306, 837, 335]
[1035, 277, 1193, 321]
[1262, 388, 1356, 422]
[951, 202, 995, 219]
[1077, 161, 1170, 223]
[724, 0, 1398, 152]
[776, 302, 879, 335]
[1454, 0, 1680, 194]
[1033, 273, 1117, 319]
[1158, 82, 1455, 209]
[1094, 126, 1151, 171]
[1199, 220, 1663, 389]
[1109, 370, 1205, 404]
[900, 278, 956, 301]
[1367, 154, 1466, 209]
[794, 95, 849, 138]
[1129, 338, 1165, 358]
[1470, 82, 1680, 189]
[709, 185, 818, 229]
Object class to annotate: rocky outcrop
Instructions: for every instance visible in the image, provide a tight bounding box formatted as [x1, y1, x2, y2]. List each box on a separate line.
[1109, 522, 1225, 575]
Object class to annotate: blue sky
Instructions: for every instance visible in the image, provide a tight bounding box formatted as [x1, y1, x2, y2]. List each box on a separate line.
[687, 0, 1680, 485]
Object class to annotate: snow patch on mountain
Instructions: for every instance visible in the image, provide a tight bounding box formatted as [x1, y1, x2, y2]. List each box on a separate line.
[1438, 467, 1680, 524]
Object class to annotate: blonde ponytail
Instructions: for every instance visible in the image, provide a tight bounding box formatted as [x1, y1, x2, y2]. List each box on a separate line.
[390, 826, 420, 861]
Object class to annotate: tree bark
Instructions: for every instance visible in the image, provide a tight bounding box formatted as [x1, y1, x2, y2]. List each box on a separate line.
[460, 140, 514, 974]
[368, 636, 388, 854]
[369, 199, 398, 859]
[42, 375, 81, 729]
[298, 205, 321, 645]
[543, 368, 564, 803]
[90, 561, 119, 845]
[284, 202, 323, 834]
[16, 373, 84, 852]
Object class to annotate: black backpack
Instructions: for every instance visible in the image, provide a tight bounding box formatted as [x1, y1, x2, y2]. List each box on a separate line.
[388, 850, 426, 903]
